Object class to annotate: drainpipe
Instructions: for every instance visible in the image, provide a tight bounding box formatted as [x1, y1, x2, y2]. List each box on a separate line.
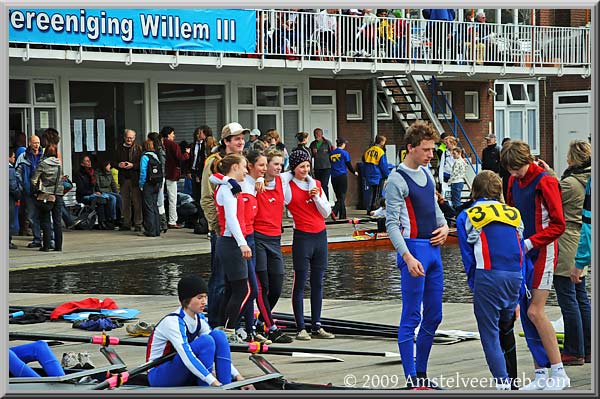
[372, 77, 378, 142]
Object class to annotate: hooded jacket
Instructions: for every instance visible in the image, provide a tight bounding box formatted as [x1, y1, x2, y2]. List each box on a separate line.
[31, 157, 63, 196]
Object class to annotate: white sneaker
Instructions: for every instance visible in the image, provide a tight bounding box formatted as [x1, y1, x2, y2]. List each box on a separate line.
[496, 383, 511, 390]
[295, 329, 312, 341]
[543, 374, 570, 390]
[520, 377, 547, 390]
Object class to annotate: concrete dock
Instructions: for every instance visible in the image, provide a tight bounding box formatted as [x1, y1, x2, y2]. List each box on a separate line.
[8, 208, 593, 391]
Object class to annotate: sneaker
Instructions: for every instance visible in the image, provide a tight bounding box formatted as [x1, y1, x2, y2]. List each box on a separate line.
[168, 224, 183, 229]
[311, 327, 335, 339]
[77, 352, 95, 369]
[61, 352, 80, 368]
[543, 374, 570, 390]
[235, 327, 248, 341]
[126, 321, 154, 337]
[68, 218, 82, 229]
[247, 333, 272, 345]
[9, 243, 17, 249]
[561, 353, 584, 366]
[222, 328, 244, 344]
[133, 226, 142, 232]
[295, 329, 312, 341]
[268, 328, 294, 344]
[520, 377, 547, 390]
[27, 241, 42, 248]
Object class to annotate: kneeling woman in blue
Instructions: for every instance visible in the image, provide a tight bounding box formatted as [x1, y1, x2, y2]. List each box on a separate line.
[456, 171, 524, 390]
[284, 150, 334, 340]
[9, 341, 65, 378]
[147, 275, 253, 388]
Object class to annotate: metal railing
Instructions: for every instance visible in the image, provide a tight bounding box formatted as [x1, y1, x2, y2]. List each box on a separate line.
[255, 10, 591, 69]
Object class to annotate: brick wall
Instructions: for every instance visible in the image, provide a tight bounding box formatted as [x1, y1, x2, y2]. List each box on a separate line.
[423, 80, 495, 162]
[539, 75, 591, 167]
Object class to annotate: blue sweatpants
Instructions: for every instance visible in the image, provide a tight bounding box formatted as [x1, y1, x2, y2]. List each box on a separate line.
[148, 330, 232, 387]
[519, 255, 551, 368]
[473, 269, 522, 384]
[397, 238, 443, 379]
[291, 229, 328, 332]
[9, 341, 65, 378]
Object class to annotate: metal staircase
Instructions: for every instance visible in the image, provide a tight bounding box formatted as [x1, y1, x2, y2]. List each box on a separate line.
[377, 75, 476, 204]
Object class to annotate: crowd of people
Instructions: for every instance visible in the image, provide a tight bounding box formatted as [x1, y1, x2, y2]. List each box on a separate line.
[8, 119, 591, 391]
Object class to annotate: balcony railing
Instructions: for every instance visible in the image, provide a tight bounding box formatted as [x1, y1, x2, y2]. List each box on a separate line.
[255, 10, 591, 70]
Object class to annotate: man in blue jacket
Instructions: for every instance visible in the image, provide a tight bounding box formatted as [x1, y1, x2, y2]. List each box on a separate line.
[15, 135, 44, 248]
[362, 135, 389, 214]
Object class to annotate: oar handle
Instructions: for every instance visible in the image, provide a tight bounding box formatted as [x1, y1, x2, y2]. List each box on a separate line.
[9, 311, 24, 318]
[91, 335, 120, 346]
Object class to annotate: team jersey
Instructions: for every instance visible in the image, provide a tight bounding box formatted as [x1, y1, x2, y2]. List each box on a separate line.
[284, 179, 329, 233]
[241, 176, 258, 235]
[254, 176, 284, 237]
[146, 308, 239, 385]
[215, 184, 247, 246]
[456, 199, 525, 291]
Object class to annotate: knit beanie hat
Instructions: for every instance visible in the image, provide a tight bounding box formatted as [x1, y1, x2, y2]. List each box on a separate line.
[289, 149, 311, 173]
[177, 275, 208, 301]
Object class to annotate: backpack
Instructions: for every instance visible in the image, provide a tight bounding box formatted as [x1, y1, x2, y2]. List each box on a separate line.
[73, 206, 97, 230]
[146, 154, 163, 185]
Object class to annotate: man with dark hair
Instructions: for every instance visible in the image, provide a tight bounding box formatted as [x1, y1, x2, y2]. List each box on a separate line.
[115, 129, 143, 232]
[362, 135, 390, 214]
[187, 126, 211, 214]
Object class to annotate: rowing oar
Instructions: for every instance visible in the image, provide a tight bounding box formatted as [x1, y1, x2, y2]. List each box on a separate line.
[9, 332, 266, 354]
[92, 352, 177, 390]
[273, 318, 397, 339]
[241, 343, 400, 358]
[271, 311, 397, 332]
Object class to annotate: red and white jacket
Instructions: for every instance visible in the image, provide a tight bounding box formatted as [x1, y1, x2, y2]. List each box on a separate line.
[283, 172, 330, 233]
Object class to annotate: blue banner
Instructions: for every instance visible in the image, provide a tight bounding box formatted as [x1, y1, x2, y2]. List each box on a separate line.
[9, 8, 257, 53]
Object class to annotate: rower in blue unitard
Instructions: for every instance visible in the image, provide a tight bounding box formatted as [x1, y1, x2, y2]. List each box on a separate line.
[9, 341, 65, 378]
[385, 121, 449, 389]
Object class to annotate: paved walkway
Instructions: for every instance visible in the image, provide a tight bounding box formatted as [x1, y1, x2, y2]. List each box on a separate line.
[9, 207, 374, 271]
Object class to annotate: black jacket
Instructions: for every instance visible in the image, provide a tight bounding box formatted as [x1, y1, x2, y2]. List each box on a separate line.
[481, 144, 500, 173]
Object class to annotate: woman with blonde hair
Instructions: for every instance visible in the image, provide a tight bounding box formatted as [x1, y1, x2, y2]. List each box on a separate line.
[552, 140, 591, 366]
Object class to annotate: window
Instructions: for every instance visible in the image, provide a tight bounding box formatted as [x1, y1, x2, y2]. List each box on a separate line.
[495, 109, 505, 142]
[436, 90, 452, 119]
[345, 90, 363, 120]
[464, 91, 479, 119]
[257, 86, 280, 107]
[34, 82, 56, 104]
[9, 79, 30, 104]
[238, 87, 254, 105]
[495, 83, 505, 102]
[283, 88, 298, 105]
[377, 88, 392, 120]
[311, 94, 334, 105]
[509, 110, 524, 141]
[508, 83, 529, 104]
[8, 78, 58, 139]
[158, 83, 225, 143]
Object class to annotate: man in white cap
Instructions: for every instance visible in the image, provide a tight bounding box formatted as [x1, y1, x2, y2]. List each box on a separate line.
[200, 122, 248, 328]
[244, 129, 261, 151]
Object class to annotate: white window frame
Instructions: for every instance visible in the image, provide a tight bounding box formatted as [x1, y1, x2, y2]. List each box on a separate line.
[494, 80, 540, 155]
[310, 90, 336, 108]
[376, 88, 393, 120]
[345, 90, 363, 120]
[9, 78, 59, 136]
[464, 91, 479, 120]
[436, 90, 452, 119]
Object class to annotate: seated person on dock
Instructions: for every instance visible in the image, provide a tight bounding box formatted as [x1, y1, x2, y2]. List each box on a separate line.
[369, 198, 387, 232]
[146, 275, 254, 389]
[9, 341, 65, 378]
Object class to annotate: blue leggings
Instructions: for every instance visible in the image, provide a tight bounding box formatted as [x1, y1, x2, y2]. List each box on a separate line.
[148, 330, 232, 387]
[291, 229, 328, 332]
[397, 239, 443, 379]
[239, 233, 259, 334]
[9, 341, 65, 378]
[473, 269, 521, 384]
